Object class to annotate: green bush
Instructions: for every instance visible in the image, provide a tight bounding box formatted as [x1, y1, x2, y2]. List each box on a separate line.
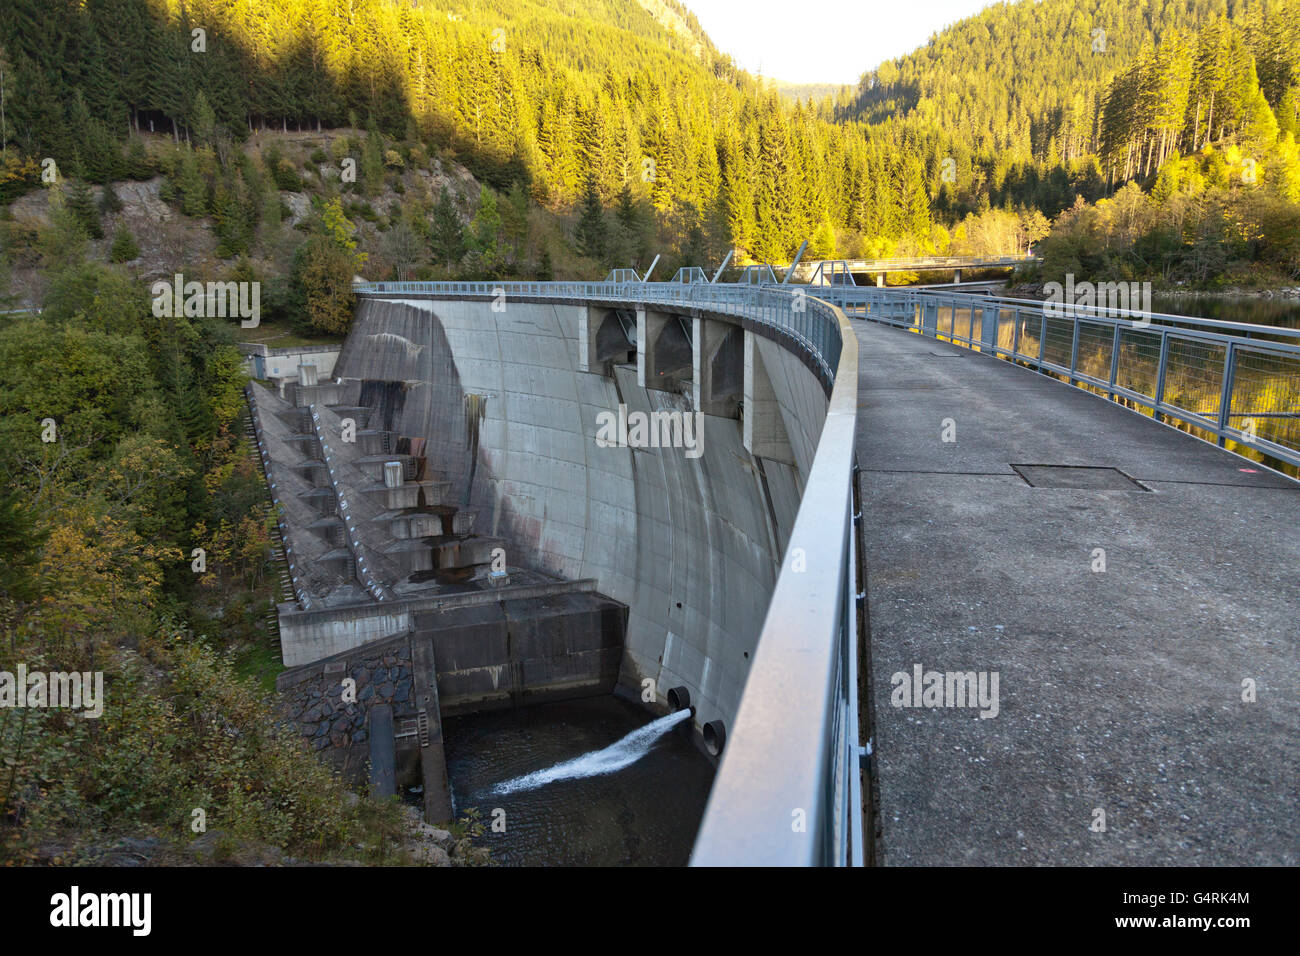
[109, 224, 140, 263]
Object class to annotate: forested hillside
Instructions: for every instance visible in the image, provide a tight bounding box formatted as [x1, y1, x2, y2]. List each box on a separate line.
[1097, 13, 1299, 178]
[3, 0, 1299, 275]
[830, 0, 1300, 286]
[843, 0, 1298, 158]
[838, 0, 1300, 234]
[0, 0, 955, 266]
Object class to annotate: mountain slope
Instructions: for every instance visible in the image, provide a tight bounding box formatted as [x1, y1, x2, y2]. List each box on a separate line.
[0, 0, 949, 265]
[843, 0, 1298, 160]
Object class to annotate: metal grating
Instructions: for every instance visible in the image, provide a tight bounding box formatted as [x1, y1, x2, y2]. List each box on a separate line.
[1010, 464, 1151, 491]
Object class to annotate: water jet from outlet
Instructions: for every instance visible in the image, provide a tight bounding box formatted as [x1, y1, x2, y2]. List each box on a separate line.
[488, 709, 693, 796]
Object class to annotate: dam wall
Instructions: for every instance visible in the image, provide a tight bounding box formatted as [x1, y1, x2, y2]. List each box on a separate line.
[333, 296, 829, 732]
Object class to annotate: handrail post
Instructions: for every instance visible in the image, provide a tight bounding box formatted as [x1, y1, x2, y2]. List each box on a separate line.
[1037, 310, 1047, 368]
[1068, 313, 1081, 385]
[1108, 322, 1122, 401]
[1153, 330, 1170, 423]
[1216, 341, 1238, 447]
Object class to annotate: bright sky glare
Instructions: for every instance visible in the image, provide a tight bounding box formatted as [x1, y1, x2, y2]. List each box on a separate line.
[684, 0, 999, 86]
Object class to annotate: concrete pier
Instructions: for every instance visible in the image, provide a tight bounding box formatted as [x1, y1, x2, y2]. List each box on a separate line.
[367, 704, 397, 799]
[854, 320, 1300, 865]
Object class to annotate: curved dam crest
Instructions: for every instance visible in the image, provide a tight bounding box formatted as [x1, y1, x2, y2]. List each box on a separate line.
[330, 295, 831, 734]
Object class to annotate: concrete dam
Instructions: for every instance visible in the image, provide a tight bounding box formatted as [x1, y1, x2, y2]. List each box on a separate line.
[252, 285, 840, 836]
[253, 276, 1300, 866]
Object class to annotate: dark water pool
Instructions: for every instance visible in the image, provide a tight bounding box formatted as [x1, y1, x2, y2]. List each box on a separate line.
[441, 696, 714, 866]
[1153, 294, 1300, 329]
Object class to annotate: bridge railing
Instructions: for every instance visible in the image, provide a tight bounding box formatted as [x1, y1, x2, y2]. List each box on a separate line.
[357, 279, 843, 386]
[794, 255, 1037, 274]
[820, 285, 1300, 471]
[354, 279, 865, 865]
[844, 255, 1033, 270]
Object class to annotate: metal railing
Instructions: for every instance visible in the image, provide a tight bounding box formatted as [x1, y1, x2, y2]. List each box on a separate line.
[794, 254, 1038, 274]
[354, 278, 866, 865]
[357, 279, 844, 386]
[689, 295, 864, 867]
[820, 285, 1300, 472]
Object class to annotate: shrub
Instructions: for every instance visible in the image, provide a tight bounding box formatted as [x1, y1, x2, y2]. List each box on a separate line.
[109, 224, 140, 263]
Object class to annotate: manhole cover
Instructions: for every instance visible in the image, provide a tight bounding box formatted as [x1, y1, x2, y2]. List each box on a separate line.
[1010, 464, 1150, 491]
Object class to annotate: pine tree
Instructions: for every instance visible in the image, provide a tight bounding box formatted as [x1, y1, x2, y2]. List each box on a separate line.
[98, 182, 123, 216]
[575, 177, 608, 262]
[536, 246, 554, 281]
[360, 122, 385, 197]
[469, 186, 502, 272]
[192, 90, 217, 146]
[175, 150, 209, 217]
[67, 178, 104, 239]
[430, 186, 465, 268]
[501, 180, 530, 265]
[109, 222, 140, 262]
[0, 485, 45, 604]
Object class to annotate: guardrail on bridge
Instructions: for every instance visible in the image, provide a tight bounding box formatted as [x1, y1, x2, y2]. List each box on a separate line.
[818, 285, 1300, 474]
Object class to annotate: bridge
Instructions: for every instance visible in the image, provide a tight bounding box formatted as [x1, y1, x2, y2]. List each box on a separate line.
[252, 273, 1299, 866]
[820, 285, 1300, 865]
[789, 254, 1039, 286]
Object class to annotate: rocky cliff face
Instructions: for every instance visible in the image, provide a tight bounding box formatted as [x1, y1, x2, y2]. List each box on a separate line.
[1, 129, 484, 308]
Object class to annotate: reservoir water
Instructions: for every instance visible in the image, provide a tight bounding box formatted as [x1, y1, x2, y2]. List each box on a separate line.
[441, 696, 715, 866]
[1152, 294, 1300, 329]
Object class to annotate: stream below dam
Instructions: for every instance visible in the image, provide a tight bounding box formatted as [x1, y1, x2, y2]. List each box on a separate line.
[438, 696, 715, 866]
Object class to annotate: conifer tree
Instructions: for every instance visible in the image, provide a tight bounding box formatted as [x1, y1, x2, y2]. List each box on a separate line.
[469, 186, 502, 273]
[576, 177, 608, 262]
[67, 179, 104, 239]
[430, 186, 466, 269]
[109, 222, 140, 262]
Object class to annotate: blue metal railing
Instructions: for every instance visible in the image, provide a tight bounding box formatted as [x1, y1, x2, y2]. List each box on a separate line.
[356, 280, 843, 387]
[819, 285, 1300, 472]
[354, 278, 866, 865]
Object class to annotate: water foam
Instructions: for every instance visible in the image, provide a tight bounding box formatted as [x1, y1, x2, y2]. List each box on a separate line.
[489, 709, 692, 796]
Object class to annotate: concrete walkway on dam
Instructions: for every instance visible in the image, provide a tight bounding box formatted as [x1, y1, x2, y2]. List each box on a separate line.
[852, 319, 1300, 866]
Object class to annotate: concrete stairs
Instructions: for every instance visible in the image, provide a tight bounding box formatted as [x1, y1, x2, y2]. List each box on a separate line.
[310, 388, 508, 589]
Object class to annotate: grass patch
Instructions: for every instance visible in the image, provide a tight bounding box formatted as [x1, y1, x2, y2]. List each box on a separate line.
[232, 640, 285, 694]
[234, 321, 345, 350]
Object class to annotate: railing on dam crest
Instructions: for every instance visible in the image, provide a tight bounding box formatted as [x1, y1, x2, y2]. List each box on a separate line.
[358, 280, 843, 387]
[815, 285, 1300, 472]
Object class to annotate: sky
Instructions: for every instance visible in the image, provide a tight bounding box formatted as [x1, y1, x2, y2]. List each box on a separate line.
[684, 0, 998, 86]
